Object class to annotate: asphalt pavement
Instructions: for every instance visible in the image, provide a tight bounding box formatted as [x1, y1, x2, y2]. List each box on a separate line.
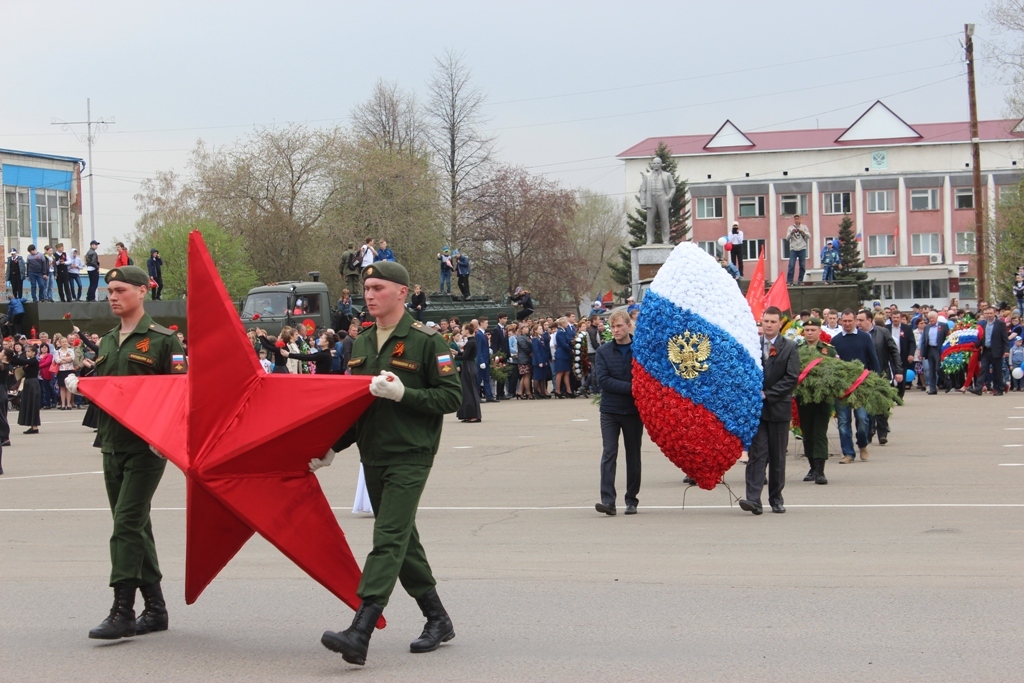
[1, 389, 1022, 682]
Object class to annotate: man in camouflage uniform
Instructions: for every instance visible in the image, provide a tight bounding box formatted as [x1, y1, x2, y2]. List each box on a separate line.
[318, 261, 461, 666]
[797, 318, 837, 486]
[67, 265, 187, 640]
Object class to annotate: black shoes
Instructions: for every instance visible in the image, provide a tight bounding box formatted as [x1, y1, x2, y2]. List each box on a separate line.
[803, 467, 816, 482]
[625, 504, 637, 515]
[879, 436, 888, 445]
[410, 588, 455, 654]
[135, 582, 168, 635]
[89, 584, 137, 640]
[969, 388, 982, 396]
[322, 600, 384, 666]
[595, 502, 616, 516]
[23, 428, 38, 435]
[814, 459, 828, 485]
[738, 499, 763, 515]
[771, 504, 786, 513]
[683, 476, 696, 485]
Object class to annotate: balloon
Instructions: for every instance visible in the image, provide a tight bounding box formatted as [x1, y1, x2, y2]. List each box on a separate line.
[717, 236, 728, 247]
[905, 369, 915, 383]
[947, 321, 954, 329]
[724, 242, 733, 251]
[1013, 367, 1024, 380]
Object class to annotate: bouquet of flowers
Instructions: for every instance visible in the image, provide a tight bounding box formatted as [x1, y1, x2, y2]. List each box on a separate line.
[793, 343, 903, 416]
[572, 331, 590, 380]
[489, 353, 509, 384]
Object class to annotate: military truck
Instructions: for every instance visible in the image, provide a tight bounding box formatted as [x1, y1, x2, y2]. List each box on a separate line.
[239, 278, 515, 335]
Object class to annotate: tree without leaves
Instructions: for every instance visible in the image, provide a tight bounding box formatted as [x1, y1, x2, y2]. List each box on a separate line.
[351, 78, 426, 156]
[986, 1, 1024, 117]
[992, 180, 1024, 304]
[568, 190, 626, 304]
[424, 49, 495, 248]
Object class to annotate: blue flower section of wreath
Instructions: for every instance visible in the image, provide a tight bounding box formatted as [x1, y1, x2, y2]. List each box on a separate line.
[634, 291, 762, 447]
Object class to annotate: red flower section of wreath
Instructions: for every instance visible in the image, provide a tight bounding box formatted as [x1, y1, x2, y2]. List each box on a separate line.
[633, 364, 743, 490]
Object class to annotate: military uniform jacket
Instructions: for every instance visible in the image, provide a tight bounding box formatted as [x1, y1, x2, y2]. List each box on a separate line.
[348, 312, 461, 467]
[94, 313, 187, 453]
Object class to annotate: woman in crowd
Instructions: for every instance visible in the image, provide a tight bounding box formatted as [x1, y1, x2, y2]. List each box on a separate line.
[255, 328, 290, 373]
[515, 322, 533, 399]
[553, 316, 574, 398]
[449, 331, 462, 371]
[506, 322, 519, 390]
[282, 331, 338, 375]
[337, 289, 353, 331]
[511, 287, 534, 321]
[55, 336, 76, 410]
[912, 316, 927, 391]
[37, 340, 55, 410]
[8, 345, 41, 434]
[453, 321, 481, 422]
[531, 323, 551, 398]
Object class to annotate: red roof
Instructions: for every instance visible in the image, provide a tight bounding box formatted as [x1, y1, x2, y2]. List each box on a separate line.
[617, 119, 1023, 158]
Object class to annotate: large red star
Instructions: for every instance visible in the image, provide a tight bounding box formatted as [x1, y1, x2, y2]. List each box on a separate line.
[79, 232, 383, 627]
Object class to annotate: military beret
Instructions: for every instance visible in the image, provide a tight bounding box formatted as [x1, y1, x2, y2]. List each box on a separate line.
[804, 317, 823, 327]
[362, 261, 409, 287]
[105, 265, 150, 287]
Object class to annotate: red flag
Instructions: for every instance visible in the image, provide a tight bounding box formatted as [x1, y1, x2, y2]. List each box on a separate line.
[602, 289, 614, 306]
[745, 247, 766, 321]
[764, 275, 792, 314]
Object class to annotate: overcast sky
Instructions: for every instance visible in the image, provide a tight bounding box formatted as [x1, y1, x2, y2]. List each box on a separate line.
[0, 0, 1007, 251]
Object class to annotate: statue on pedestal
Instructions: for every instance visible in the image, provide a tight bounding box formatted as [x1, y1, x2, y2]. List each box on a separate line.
[639, 157, 675, 244]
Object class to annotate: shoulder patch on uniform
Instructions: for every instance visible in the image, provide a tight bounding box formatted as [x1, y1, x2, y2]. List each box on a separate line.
[410, 322, 438, 336]
[147, 323, 175, 336]
[436, 353, 455, 376]
[94, 354, 107, 366]
[348, 356, 366, 368]
[171, 353, 187, 374]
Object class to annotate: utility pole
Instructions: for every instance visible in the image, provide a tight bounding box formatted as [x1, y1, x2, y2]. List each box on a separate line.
[966, 23, 985, 302]
[52, 98, 115, 244]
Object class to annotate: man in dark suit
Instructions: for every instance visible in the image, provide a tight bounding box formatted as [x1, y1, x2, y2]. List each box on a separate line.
[859, 310, 902, 446]
[919, 312, 948, 394]
[972, 306, 1009, 396]
[490, 313, 509, 400]
[886, 311, 916, 400]
[740, 306, 801, 515]
[476, 317, 496, 403]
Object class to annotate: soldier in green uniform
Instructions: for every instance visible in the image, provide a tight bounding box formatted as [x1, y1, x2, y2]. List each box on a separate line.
[318, 261, 461, 666]
[797, 318, 837, 486]
[66, 265, 187, 640]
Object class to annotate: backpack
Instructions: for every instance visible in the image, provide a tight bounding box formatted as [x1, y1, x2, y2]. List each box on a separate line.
[127, 256, 135, 266]
[347, 250, 361, 271]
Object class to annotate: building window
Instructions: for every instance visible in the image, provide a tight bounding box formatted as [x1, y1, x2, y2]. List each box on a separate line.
[956, 231, 977, 254]
[781, 240, 789, 259]
[954, 188, 975, 210]
[4, 186, 32, 252]
[910, 188, 940, 211]
[872, 282, 894, 300]
[911, 232, 941, 256]
[866, 190, 895, 213]
[695, 196, 724, 219]
[696, 241, 718, 256]
[742, 238, 765, 260]
[779, 194, 808, 216]
[823, 192, 851, 215]
[959, 277, 977, 299]
[1000, 186, 1019, 205]
[738, 196, 765, 218]
[868, 234, 896, 257]
[911, 279, 948, 299]
[34, 188, 70, 245]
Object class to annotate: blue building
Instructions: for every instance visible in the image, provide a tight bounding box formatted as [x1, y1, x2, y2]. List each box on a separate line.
[2, 148, 85, 256]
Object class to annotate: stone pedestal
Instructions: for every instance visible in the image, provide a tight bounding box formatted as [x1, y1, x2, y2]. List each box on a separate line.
[631, 244, 675, 301]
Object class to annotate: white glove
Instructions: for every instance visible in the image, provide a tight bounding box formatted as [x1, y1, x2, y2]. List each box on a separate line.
[369, 370, 405, 402]
[479, 363, 486, 369]
[64, 374, 80, 395]
[309, 451, 335, 472]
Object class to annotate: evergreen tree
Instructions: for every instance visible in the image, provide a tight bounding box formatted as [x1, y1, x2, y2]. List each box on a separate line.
[834, 214, 873, 300]
[608, 142, 690, 294]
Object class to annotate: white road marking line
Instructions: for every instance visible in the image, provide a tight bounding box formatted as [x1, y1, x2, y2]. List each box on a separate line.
[1004, 444, 1023, 447]
[998, 463, 1024, 467]
[2, 503, 1024, 513]
[1009, 416, 1024, 419]
[571, 419, 588, 422]
[0, 471, 103, 481]
[1005, 427, 1024, 430]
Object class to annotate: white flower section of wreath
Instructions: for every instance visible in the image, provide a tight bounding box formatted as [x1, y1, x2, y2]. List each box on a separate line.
[648, 243, 761, 368]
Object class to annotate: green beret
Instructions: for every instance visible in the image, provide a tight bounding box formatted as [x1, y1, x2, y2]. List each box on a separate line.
[105, 265, 150, 287]
[805, 317, 823, 327]
[362, 261, 409, 287]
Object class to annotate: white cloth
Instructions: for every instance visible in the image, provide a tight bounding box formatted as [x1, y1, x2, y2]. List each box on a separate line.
[360, 245, 376, 267]
[352, 464, 374, 514]
[369, 370, 405, 401]
[729, 231, 744, 245]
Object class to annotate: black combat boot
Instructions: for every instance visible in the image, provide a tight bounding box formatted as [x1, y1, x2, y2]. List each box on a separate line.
[88, 583, 137, 640]
[136, 582, 169, 635]
[321, 600, 383, 666]
[815, 458, 828, 485]
[410, 587, 455, 653]
[803, 462, 816, 481]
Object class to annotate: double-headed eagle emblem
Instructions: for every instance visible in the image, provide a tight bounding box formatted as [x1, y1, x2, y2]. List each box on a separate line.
[667, 331, 711, 379]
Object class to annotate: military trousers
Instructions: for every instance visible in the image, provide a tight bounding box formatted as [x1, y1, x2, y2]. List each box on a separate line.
[103, 450, 166, 587]
[358, 463, 436, 607]
[796, 401, 831, 461]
